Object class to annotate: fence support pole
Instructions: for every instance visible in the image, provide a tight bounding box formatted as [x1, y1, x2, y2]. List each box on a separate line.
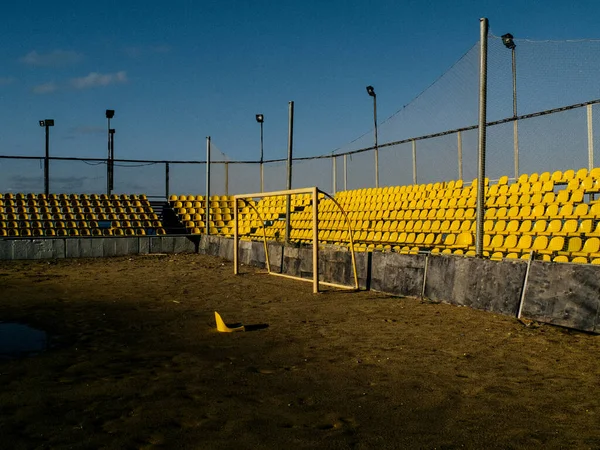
[343, 154, 348, 191]
[44, 124, 50, 196]
[224, 161, 229, 196]
[513, 120, 519, 179]
[165, 162, 170, 200]
[206, 136, 211, 236]
[285, 101, 294, 243]
[457, 131, 463, 180]
[412, 139, 417, 185]
[588, 104, 594, 170]
[332, 155, 336, 194]
[512, 46, 519, 179]
[475, 17, 489, 258]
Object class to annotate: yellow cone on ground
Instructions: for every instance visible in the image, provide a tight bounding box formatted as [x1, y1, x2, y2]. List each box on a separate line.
[214, 311, 245, 333]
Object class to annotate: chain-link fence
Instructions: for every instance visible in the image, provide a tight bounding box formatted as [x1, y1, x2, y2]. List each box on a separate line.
[0, 100, 599, 196]
[2, 35, 600, 197]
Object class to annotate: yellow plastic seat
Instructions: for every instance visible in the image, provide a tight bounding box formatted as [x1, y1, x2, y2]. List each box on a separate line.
[572, 237, 600, 257]
[540, 236, 565, 255]
[514, 235, 533, 252]
[453, 232, 473, 249]
[531, 235, 549, 253]
[498, 234, 518, 253]
[571, 256, 588, 264]
[518, 220, 532, 234]
[561, 236, 582, 255]
[490, 251, 503, 261]
[558, 219, 578, 236]
[553, 255, 569, 263]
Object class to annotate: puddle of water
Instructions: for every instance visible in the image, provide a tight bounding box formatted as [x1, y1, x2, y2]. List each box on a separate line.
[0, 322, 47, 359]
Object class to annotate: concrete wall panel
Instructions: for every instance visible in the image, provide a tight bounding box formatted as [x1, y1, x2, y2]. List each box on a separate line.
[522, 262, 600, 332]
[371, 252, 426, 298]
[425, 255, 526, 315]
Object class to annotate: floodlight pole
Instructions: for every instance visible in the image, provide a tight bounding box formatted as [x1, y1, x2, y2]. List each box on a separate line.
[511, 43, 519, 179]
[475, 18, 489, 257]
[206, 136, 211, 236]
[260, 120, 264, 192]
[109, 128, 115, 192]
[44, 123, 50, 196]
[366, 86, 379, 188]
[285, 101, 294, 243]
[107, 117, 111, 196]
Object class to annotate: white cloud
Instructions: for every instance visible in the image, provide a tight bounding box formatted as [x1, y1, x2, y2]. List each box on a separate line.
[32, 82, 58, 94]
[0, 77, 16, 85]
[19, 50, 83, 67]
[70, 71, 128, 89]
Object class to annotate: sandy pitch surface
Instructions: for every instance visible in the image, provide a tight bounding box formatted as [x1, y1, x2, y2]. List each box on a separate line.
[0, 253, 599, 449]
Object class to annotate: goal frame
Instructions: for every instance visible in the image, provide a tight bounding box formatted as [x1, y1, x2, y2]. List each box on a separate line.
[233, 187, 358, 293]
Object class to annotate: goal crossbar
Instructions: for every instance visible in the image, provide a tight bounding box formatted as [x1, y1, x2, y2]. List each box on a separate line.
[233, 187, 358, 293]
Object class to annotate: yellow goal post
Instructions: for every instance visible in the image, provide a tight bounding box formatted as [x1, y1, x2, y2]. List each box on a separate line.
[233, 187, 358, 293]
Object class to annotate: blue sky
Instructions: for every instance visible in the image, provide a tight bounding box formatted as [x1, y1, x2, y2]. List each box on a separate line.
[2, 0, 600, 194]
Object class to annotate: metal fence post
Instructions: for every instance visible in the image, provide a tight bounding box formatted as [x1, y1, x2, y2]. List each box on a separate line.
[412, 140, 418, 185]
[457, 131, 463, 180]
[285, 101, 294, 243]
[588, 104, 594, 170]
[165, 162, 170, 199]
[206, 136, 211, 236]
[224, 161, 229, 196]
[332, 155, 336, 194]
[476, 18, 489, 257]
[343, 154, 348, 191]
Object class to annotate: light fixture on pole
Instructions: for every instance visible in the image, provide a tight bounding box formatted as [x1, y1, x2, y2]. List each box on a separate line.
[502, 33, 519, 178]
[256, 114, 264, 192]
[366, 85, 379, 188]
[105, 110, 115, 195]
[39, 119, 55, 196]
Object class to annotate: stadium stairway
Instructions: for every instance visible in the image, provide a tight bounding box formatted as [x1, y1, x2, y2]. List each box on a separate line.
[150, 200, 188, 235]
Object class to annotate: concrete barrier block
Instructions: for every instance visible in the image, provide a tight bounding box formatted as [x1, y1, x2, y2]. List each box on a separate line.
[78, 239, 93, 258]
[371, 252, 426, 297]
[90, 239, 104, 257]
[13, 241, 35, 260]
[522, 261, 600, 332]
[103, 238, 117, 257]
[0, 240, 13, 259]
[174, 237, 195, 253]
[31, 239, 54, 259]
[52, 239, 65, 259]
[250, 241, 266, 268]
[298, 248, 313, 275]
[149, 237, 161, 253]
[267, 242, 284, 272]
[112, 238, 127, 256]
[139, 237, 150, 254]
[319, 249, 354, 287]
[65, 239, 80, 258]
[425, 255, 525, 315]
[282, 246, 301, 276]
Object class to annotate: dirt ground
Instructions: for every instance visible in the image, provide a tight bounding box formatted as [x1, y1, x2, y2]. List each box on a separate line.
[0, 254, 599, 449]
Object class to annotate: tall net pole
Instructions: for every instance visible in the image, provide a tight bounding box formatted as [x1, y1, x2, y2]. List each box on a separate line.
[475, 17, 488, 257]
[206, 136, 211, 236]
[285, 101, 294, 243]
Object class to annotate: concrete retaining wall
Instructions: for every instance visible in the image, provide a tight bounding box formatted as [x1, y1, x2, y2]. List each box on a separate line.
[4, 234, 600, 333]
[0, 236, 198, 260]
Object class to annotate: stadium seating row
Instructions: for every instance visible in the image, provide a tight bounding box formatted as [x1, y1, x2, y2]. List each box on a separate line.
[170, 166, 600, 264]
